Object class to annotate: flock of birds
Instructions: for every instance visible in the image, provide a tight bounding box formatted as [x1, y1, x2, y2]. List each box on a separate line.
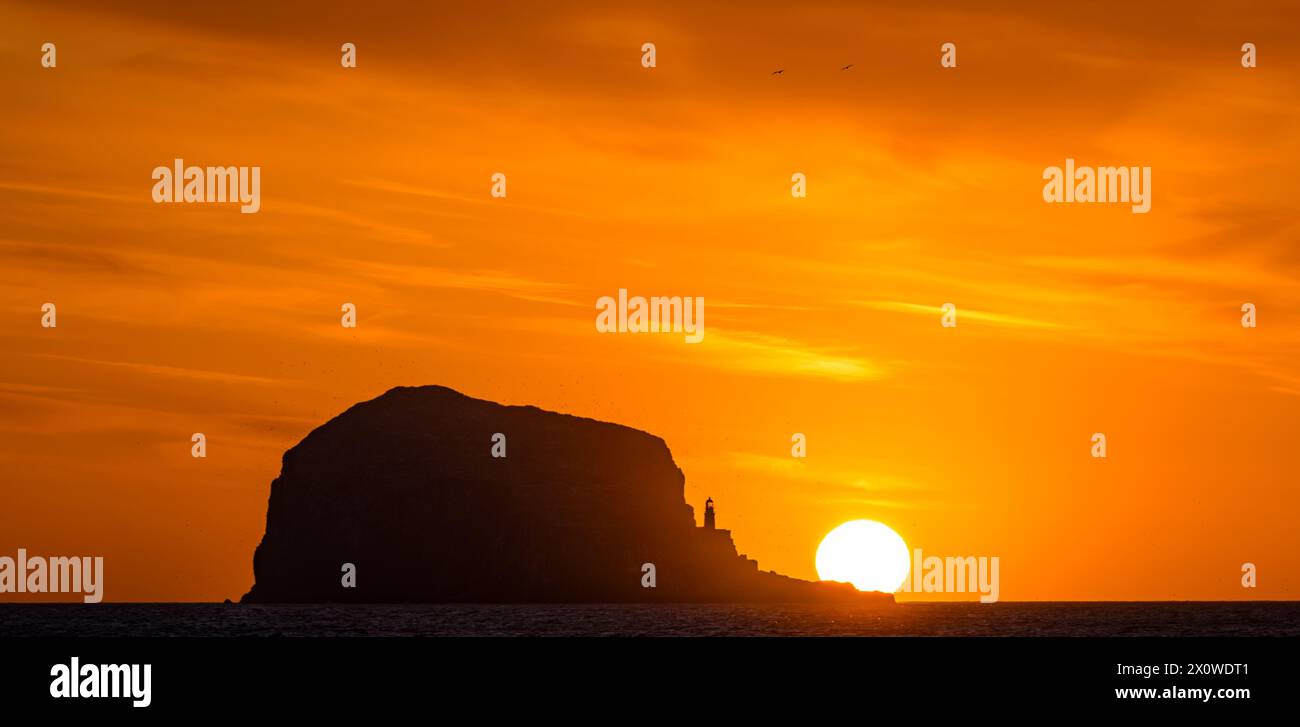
[771, 64, 854, 74]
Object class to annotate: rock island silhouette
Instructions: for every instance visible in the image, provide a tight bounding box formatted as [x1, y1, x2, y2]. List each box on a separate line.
[241, 386, 892, 605]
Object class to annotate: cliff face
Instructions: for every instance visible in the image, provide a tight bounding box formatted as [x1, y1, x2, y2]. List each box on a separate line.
[242, 386, 891, 605]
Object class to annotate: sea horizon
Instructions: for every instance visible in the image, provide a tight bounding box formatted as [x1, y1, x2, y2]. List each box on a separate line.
[5, 602, 1298, 638]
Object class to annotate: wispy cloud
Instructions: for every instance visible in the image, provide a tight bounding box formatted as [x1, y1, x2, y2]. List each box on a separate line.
[699, 329, 883, 381]
[30, 354, 282, 385]
[729, 452, 917, 491]
[0, 181, 141, 205]
[853, 300, 1066, 330]
[726, 452, 922, 509]
[1021, 255, 1300, 292]
[272, 199, 442, 245]
[344, 177, 589, 219]
[336, 258, 570, 299]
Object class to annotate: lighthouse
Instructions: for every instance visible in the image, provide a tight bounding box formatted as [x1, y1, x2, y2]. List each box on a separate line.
[704, 497, 715, 530]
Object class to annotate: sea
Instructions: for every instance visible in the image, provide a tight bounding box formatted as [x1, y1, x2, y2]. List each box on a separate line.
[2, 601, 1297, 637]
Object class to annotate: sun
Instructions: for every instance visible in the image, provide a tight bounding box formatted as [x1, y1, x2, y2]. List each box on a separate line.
[815, 520, 911, 593]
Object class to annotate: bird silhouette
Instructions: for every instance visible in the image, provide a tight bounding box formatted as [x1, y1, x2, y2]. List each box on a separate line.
[771, 69, 784, 75]
[841, 64, 854, 71]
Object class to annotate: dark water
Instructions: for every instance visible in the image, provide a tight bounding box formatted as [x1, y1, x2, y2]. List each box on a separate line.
[3, 602, 1297, 637]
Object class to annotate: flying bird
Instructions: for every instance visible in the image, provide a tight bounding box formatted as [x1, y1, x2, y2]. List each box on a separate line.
[772, 69, 784, 75]
[841, 64, 854, 70]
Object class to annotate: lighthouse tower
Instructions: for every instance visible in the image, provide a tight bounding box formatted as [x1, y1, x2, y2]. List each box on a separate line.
[704, 497, 716, 530]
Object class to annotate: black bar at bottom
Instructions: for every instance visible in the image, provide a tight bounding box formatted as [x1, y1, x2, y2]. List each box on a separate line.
[0, 636, 1288, 715]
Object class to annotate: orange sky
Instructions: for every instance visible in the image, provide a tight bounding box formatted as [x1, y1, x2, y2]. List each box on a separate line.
[1, 0, 1297, 601]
